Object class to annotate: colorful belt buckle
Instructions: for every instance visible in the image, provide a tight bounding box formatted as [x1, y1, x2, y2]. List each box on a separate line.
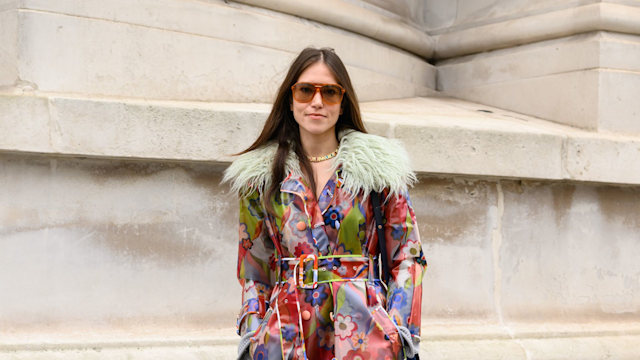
[298, 254, 318, 289]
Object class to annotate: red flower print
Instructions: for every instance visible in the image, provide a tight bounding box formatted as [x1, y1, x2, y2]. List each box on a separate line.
[239, 223, 252, 250]
[293, 242, 313, 257]
[241, 238, 253, 250]
[345, 349, 371, 360]
[335, 314, 357, 340]
[268, 253, 277, 271]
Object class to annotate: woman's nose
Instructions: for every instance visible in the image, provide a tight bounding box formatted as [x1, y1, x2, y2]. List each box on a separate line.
[310, 89, 323, 106]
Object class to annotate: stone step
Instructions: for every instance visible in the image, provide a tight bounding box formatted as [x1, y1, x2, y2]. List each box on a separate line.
[1, 92, 640, 185]
[2, 323, 640, 359]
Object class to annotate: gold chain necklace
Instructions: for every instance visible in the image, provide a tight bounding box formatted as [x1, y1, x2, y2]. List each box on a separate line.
[308, 148, 339, 163]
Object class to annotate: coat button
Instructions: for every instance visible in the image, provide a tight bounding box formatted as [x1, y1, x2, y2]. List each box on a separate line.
[301, 310, 311, 320]
[296, 221, 307, 231]
[329, 312, 334, 321]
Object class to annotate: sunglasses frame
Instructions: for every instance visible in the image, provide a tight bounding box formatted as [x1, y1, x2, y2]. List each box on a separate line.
[291, 82, 346, 105]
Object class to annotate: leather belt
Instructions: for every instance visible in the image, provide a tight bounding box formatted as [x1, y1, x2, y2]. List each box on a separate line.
[276, 254, 380, 289]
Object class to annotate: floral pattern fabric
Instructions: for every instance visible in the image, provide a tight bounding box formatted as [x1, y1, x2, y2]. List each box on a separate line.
[236, 168, 426, 360]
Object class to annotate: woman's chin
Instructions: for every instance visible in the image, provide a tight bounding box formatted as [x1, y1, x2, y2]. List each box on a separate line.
[300, 126, 336, 139]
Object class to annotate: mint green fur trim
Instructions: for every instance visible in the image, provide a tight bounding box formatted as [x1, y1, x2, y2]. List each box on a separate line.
[222, 130, 416, 198]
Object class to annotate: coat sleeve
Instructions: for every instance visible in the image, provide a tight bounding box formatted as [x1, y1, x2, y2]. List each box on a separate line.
[382, 190, 427, 342]
[236, 190, 276, 336]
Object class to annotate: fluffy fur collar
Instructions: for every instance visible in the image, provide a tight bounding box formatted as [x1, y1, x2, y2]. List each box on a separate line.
[223, 130, 417, 198]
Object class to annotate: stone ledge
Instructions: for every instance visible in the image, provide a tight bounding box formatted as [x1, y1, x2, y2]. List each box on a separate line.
[1, 0, 434, 102]
[434, 2, 640, 59]
[436, 32, 640, 132]
[231, 0, 434, 58]
[1, 92, 640, 185]
[2, 323, 639, 359]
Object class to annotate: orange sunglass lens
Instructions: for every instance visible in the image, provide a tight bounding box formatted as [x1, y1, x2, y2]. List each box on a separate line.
[293, 83, 344, 104]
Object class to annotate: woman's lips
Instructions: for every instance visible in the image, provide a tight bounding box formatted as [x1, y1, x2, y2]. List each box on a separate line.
[307, 113, 325, 119]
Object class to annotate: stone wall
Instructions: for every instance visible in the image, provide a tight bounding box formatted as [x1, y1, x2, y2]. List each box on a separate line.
[2, 152, 639, 359]
[1, 0, 640, 358]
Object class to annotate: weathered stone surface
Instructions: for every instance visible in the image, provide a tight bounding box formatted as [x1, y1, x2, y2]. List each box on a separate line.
[4, 0, 433, 102]
[3, 94, 640, 185]
[437, 33, 602, 90]
[0, 155, 239, 329]
[499, 181, 640, 320]
[424, 0, 581, 33]
[448, 69, 602, 130]
[565, 135, 640, 184]
[232, 0, 434, 58]
[0, 9, 17, 86]
[2, 153, 640, 358]
[431, 2, 640, 58]
[599, 70, 640, 133]
[438, 32, 640, 132]
[413, 178, 498, 319]
[0, 94, 51, 153]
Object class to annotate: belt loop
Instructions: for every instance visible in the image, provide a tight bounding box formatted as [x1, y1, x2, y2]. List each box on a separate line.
[276, 257, 282, 285]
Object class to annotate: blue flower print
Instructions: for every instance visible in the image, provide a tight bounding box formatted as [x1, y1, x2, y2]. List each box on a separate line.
[417, 248, 427, 266]
[281, 324, 296, 342]
[275, 192, 293, 207]
[319, 257, 341, 271]
[305, 287, 328, 306]
[248, 197, 263, 218]
[324, 206, 343, 229]
[246, 298, 259, 312]
[254, 344, 268, 360]
[391, 224, 405, 240]
[390, 287, 408, 308]
[408, 323, 420, 336]
[318, 178, 336, 210]
[333, 243, 353, 255]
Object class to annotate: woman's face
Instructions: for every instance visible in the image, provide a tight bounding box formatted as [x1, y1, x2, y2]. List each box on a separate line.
[291, 62, 342, 141]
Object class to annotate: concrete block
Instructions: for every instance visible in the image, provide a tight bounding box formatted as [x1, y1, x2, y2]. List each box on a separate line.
[426, 0, 588, 33]
[599, 69, 640, 133]
[438, 32, 640, 132]
[433, 2, 640, 58]
[437, 33, 602, 91]
[18, 10, 288, 102]
[413, 178, 498, 319]
[13, 0, 433, 101]
[0, 9, 17, 86]
[599, 31, 640, 72]
[0, 346, 237, 360]
[3, 93, 640, 185]
[392, 117, 565, 180]
[519, 335, 640, 360]
[565, 135, 640, 184]
[0, 155, 240, 329]
[20, 0, 434, 84]
[232, 0, 434, 58]
[3, 324, 640, 359]
[357, 0, 427, 29]
[438, 31, 640, 91]
[447, 70, 601, 130]
[350, 66, 435, 102]
[0, 95, 51, 153]
[47, 97, 269, 160]
[499, 182, 640, 320]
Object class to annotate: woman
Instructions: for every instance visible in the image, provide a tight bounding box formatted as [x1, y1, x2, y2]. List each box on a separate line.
[224, 47, 426, 360]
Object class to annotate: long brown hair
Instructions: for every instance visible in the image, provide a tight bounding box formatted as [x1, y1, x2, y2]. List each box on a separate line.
[239, 47, 366, 215]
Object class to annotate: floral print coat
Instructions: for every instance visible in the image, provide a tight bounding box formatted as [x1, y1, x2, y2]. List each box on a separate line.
[224, 131, 427, 360]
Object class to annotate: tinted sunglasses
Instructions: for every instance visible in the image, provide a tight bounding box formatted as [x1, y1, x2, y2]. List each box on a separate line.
[291, 83, 345, 105]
